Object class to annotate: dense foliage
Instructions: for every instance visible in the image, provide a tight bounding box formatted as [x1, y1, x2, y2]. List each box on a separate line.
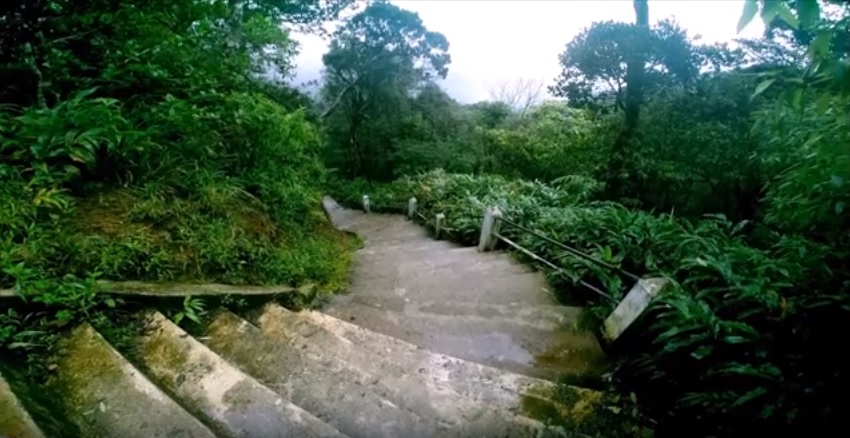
[325, 0, 850, 435]
[2, 0, 848, 435]
[1, 0, 356, 366]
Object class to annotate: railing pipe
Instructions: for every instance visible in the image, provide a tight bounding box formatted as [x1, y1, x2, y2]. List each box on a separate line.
[496, 216, 641, 282]
[495, 232, 615, 302]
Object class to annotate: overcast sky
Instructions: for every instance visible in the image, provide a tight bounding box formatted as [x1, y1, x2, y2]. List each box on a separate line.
[291, 0, 765, 103]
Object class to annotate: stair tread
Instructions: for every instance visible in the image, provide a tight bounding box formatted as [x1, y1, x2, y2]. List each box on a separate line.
[203, 311, 443, 438]
[351, 253, 532, 284]
[135, 311, 347, 438]
[349, 270, 556, 306]
[52, 324, 215, 438]
[357, 239, 458, 254]
[325, 301, 605, 380]
[0, 371, 44, 438]
[332, 294, 582, 323]
[256, 304, 606, 432]
[255, 304, 559, 436]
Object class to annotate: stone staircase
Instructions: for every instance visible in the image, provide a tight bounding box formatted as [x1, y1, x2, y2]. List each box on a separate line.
[0, 198, 609, 438]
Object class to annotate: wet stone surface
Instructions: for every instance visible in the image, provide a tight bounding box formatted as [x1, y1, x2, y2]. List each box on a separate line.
[322, 197, 608, 382]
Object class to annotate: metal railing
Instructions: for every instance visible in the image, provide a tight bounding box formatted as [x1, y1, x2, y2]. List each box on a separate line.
[476, 206, 641, 303]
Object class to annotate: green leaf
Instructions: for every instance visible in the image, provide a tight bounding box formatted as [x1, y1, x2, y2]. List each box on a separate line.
[760, 0, 780, 22]
[815, 92, 833, 113]
[737, 0, 759, 33]
[186, 312, 201, 324]
[775, 3, 799, 29]
[796, 0, 820, 29]
[808, 31, 833, 61]
[731, 387, 768, 407]
[753, 78, 776, 97]
[785, 88, 804, 110]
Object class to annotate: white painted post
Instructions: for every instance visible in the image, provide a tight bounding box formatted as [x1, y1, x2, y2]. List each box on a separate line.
[477, 206, 502, 252]
[407, 197, 417, 219]
[435, 213, 445, 239]
[602, 278, 670, 343]
[362, 195, 370, 213]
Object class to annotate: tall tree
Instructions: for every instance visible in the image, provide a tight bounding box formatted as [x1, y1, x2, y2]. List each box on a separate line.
[321, 1, 450, 180]
[550, 19, 698, 111]
[607, 0, 649, 198]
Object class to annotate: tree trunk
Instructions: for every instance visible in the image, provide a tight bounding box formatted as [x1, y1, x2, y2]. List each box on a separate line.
[607, 0, 649, 199]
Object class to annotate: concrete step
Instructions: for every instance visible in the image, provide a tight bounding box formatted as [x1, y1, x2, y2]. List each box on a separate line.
[331, 294, 583, 331]
[134, 312, 346, 438]
[0, 370, 44, 438]
[351, 250, 532, 285]
[262, 306, 607, 433]
[323, 300, 606, 381]
[253, 304, 558, 436]
[201, 311, 441, 438]
[357, 239, 458, 255]
[51, 324, 215, 437]
[351, 270, 557, 306]
[361, 244, 526, 263]
[361, 225, 431, 244]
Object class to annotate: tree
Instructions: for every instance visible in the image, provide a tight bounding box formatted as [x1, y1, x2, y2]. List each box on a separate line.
[488, 78, 546, 113]
[549, 18, 698, 111]
[321, 1, 450, 180]
[607, 0, 648, 199]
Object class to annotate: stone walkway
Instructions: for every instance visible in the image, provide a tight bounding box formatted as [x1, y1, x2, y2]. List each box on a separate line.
[0, 198, 610, 438]
[322, 197, 607, 381]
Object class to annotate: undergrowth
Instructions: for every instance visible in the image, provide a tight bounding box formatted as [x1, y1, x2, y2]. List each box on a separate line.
[0, 91, 357, 380]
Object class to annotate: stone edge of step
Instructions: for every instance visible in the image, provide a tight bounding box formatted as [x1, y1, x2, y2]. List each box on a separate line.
[201, 310, 441, 438]
[255, 304, 574, 437]
[135, 311, 347, 438]
[0, 371, 44, 438]
[259, 303, 607, 432]
[334, 294, 583, 327]
[52, 323, 216, 437]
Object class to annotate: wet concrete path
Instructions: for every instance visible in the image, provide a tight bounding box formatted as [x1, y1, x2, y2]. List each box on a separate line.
[322, 197, 607, 381]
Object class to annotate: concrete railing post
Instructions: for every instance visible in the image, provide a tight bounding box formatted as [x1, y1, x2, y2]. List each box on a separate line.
[362, 195, 370, 213]
[435, 213, 445, 239]
[407, 197, 417, 219]
[602, 278, 670, 343]
[477, 206, 502, 252]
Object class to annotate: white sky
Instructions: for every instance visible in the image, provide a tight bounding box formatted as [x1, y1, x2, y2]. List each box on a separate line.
[292, 0, 765, 103]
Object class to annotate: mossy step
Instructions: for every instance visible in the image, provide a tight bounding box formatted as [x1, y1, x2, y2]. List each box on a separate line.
[135, 311, 346, 437]
[50, 324, 215, 437]
[269, 306, 607, 433]
[0, 370, 44, 438]
[202, 310, 443, 438]
[254, 303, 557, 436]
